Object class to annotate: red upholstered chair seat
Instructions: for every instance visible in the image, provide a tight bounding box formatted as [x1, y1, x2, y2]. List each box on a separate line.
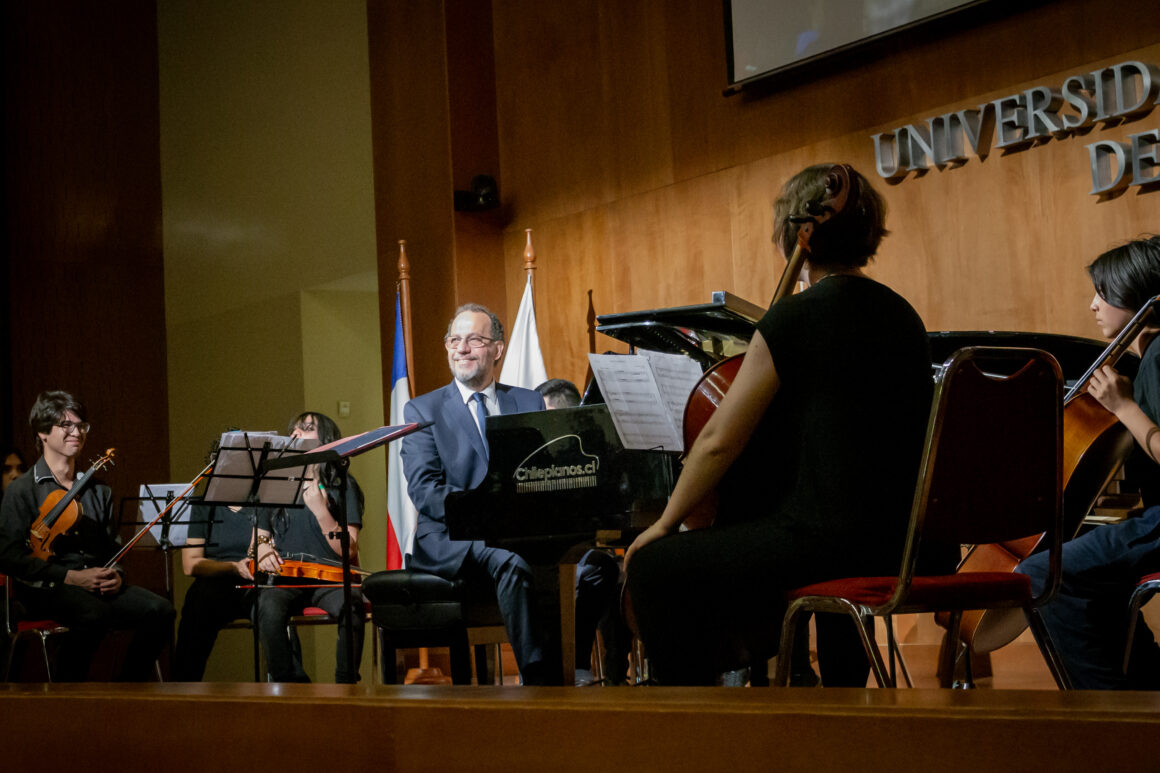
[789, 573, 1033, 610]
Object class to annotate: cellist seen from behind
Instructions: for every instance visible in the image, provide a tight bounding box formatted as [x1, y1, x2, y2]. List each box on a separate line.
[1019, 235, 1160, 690]
[624, 164, 950, 686]
[0, 390, 173, 681]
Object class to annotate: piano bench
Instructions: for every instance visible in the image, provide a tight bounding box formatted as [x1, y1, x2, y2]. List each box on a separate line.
[363, 569, 507, 685]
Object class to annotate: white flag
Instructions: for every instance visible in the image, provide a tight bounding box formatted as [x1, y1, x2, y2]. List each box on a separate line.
[500, 274, 548, 389]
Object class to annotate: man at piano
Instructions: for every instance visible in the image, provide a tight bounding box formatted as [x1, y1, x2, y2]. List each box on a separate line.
[401, 304, 553, 685]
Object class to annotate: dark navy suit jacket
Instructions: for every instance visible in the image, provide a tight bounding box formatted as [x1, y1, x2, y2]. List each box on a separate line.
[401, 380, 544, 577]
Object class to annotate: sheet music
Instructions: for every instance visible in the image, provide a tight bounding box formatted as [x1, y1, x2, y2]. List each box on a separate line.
[138, 484, 194, 547]
[639, 349, 704, 440]
[588, 354, 684, 451]
[203, 431, 318, 505]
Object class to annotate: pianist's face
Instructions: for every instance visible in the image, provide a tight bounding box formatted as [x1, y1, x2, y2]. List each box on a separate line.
[1091, 293, 1134, 340]
[447, 310, 505, 389]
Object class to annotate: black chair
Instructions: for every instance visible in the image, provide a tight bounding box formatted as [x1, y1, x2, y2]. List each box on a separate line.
[362, 569, 508, 685]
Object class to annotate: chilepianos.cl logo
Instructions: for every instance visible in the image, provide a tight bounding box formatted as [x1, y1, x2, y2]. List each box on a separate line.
[513, 434, 600, 493]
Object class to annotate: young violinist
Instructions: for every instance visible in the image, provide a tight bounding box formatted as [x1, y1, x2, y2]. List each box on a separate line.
[624, 164, 945, 686]
[0, 391, 175, 681]
[253, 411, 365, 683]
[1018, 235, 1160, 690]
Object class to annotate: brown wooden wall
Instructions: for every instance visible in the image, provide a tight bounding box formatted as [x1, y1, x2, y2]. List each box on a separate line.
[3, 1, 168, 511]
[371, 0, 1160, 394]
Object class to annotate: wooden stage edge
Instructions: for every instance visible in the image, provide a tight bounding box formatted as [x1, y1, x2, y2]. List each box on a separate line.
[3, 683, 1158, 772]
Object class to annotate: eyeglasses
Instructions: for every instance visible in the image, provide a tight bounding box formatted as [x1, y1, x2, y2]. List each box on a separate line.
[57, 421, 91, 435]
[444, 334, 496, 350]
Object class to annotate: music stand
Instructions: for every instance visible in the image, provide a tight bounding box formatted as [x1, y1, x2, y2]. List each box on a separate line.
[261, 422, 431, 677]
[201, 430, 318, 679]
[117, 483, 198, 596]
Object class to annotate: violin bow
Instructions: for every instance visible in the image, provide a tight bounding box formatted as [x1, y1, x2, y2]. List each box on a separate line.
[105, 459, 216, 568]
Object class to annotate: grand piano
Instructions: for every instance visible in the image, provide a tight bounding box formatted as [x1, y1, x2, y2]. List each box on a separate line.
[444, 290, 1132, 683]
[446, 290, 1130, 552]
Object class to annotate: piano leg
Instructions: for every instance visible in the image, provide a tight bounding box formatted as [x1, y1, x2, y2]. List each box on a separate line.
[559, 562, 576, 687]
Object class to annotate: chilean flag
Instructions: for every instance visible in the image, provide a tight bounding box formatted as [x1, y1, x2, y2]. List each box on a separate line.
[386, 293, 418, 570]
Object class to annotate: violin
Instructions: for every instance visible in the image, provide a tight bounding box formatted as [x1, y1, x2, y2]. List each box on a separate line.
[680, 164, 859, 526]
[249, 557, 369, 585]
[29, 449, 116, 561]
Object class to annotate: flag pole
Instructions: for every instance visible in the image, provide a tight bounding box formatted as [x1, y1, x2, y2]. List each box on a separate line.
[522, 228, 536, 305]
[395, 239, 450, 685]
[397, 240, 416, 398]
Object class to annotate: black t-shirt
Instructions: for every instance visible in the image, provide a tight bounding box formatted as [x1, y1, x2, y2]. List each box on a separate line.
[186, 502, 256, 562]
[261, 476, 364, 564]
[1125, 335, 1160, 508]
[732, 274, 933, 575]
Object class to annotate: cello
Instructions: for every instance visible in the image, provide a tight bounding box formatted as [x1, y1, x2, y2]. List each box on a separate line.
[29, 449, 116, 561]
[948, 295, 1160, 656]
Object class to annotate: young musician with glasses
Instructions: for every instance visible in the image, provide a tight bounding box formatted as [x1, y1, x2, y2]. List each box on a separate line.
[0, 390, 174, 681]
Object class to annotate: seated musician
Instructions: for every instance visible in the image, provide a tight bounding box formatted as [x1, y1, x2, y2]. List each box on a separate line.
[536, 378, 631, 685]
[0, 390, 175, 681]
[171, 437, 264, 681]
[624, 164, 936, 686]
[1018, 235, 1160, 690]
[2, 447, 28, 501]
[401, 304, 553, 685]
[253, 412, 366, 683]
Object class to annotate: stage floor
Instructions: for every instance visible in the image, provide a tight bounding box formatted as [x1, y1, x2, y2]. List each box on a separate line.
[3, 681, 1158, 772]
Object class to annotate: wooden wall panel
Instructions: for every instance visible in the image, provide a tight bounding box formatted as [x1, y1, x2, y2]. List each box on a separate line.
[476, 0, 1160, 388]
[4, 1, 168, 503]
[368, 0, 458, 397]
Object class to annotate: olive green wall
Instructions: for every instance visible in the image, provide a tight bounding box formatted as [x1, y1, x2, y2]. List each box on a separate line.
[158, 0, 383, 681]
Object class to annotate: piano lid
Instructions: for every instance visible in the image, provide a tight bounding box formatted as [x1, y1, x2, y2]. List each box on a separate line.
[594, 291, 1124, 384]
[595, 290, 766, 368]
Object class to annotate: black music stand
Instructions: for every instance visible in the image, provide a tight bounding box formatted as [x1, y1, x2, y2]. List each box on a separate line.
[261, 422, 431, 679]
[201, 431, 317, 680]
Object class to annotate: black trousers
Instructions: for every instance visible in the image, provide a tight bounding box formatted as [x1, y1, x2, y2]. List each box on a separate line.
[172, 576, 257, 681]
[255, 583, 365, 684]
[626, 519, 872, 686]
[456, 541, 555, 684]
[575, 549, 631, 682]
[16, 581, 174, 682]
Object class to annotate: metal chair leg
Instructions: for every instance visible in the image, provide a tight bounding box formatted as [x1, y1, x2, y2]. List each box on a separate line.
[1026, 605, 1072, 690]
[884, 616, 913, 688]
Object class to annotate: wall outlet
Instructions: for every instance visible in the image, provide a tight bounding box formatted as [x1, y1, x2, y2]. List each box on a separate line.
[338, 400, 351, 418]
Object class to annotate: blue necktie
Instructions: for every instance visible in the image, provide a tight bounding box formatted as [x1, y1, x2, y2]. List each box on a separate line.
[471, 392, 489, 459]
